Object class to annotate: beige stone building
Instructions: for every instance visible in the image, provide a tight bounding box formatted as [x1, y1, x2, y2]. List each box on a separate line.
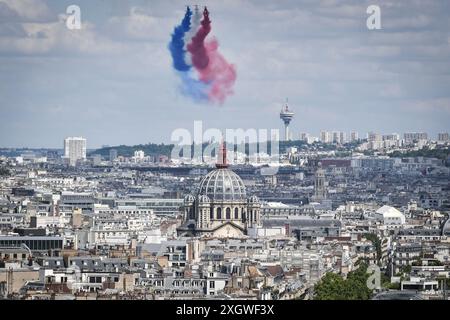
[177, 144, 261, 238]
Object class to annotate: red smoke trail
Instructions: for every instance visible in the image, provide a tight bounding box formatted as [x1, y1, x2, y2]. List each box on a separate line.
[187, 7, 211, 70]
[202, 40, 237, 104]
[187, 7, 237, 104]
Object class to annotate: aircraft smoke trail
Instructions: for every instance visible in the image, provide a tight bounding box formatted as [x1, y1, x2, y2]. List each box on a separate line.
[188, 8, 237, 104]
[184, 5, 202, 45]
[168, 6, 192, 71]
[168, 6, 236, 104]
[187, 7, 212, 70]
[168, 7, 208, 102]
[179, 72, 209, 102]
[202, 39, 237, 104]
[183, 5, 201, 65]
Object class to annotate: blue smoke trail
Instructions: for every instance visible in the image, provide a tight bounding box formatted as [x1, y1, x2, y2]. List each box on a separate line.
[178, 71, 209, 102]
[168, 7, 192, 71]
[168, 6, 210, 102]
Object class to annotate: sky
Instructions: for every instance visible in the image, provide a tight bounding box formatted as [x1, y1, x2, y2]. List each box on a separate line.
[0, 0, 450, 148]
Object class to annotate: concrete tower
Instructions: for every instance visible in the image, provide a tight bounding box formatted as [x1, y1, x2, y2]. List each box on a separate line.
[280, 100, 294, 141]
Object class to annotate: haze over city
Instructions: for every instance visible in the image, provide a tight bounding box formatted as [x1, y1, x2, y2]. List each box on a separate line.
[1, 0, 450, 306]
[1, 0, 450, 148]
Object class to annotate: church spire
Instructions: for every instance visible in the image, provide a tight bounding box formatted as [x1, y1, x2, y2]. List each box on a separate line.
[216, 140, 228, 169]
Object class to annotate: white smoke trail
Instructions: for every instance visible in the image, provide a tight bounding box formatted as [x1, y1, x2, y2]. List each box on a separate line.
[183, 5, 201, 66]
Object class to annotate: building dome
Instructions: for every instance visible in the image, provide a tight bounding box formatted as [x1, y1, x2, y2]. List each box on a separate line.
[184, 194, 195, 204]
[442, 218, 450, 236]
[197, 194, 210, 203]
[248, 195, 260, 204]
[197, 168, 247, 201]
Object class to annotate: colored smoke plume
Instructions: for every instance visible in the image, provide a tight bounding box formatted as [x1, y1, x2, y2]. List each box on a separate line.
[168, 6, 237, 104]
[183, 5, 201, 65]
[168, 6, 192, 72]
[187, 7, 211, 70]
[201, 39, 237, 104]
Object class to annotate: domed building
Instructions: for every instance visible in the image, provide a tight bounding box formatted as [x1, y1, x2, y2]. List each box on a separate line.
[442, 218, 450, 237]
[177, 143, 261, 238]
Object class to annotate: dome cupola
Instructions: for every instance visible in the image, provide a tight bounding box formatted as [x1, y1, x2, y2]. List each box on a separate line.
[197, 141, 247, 201]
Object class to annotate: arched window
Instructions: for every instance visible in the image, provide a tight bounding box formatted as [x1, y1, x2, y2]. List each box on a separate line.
[226, 207, 231, 219]
[217, 207, 222, 220]
[250, 210, 253, 222]
[210, 207, 214, 219]
[234, 208, 239, 219]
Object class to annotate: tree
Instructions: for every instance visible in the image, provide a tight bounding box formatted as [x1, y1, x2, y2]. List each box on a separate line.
[314, 263, 373, 300]
[344, 263, 373, 300]
[0, 167, 10, 176]
[314, 273, 347, 300]
[364, 233, 382, 263]
[400, 265, 412, 274]
[389, 146, 450, 164]
[380, 273, 399, 289]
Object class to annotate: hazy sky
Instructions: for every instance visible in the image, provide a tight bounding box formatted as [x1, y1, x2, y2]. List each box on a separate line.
[1, 0, 450, 148]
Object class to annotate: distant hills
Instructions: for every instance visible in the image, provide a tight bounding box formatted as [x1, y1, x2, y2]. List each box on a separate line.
[91, 143, 174, 158]
[389, 146, 450, 162]
[90, 140, 313, 158]
[90, 141, 450, 164]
